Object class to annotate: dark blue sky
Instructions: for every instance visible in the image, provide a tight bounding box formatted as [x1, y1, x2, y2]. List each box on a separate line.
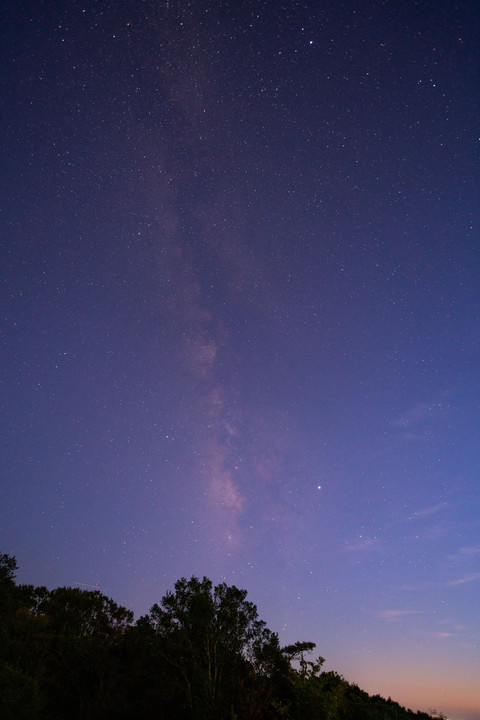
[1, 2, 479, 718]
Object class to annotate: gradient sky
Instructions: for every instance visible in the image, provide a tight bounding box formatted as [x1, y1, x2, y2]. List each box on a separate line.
[1, 2, 479, 718]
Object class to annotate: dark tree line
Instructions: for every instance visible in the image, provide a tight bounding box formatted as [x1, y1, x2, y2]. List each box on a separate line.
[0, 553, 437, 720]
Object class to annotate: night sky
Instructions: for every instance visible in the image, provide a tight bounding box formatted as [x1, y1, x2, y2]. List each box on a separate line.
[1, 1, 479, 718]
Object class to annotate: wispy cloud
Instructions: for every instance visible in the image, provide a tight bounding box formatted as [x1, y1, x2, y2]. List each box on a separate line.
[432, 631, 456, 638]
[408, 503, 447, 520]
[392, 401, 432, 428]
[344, 536, 380, 552]
[439, 619, 467, 632]
[447, 545, 480, 564]
[389, 399, 447, 446]
[431, 618, 470, 642]
[402, 570, 480, 592]
[447, 572, 480, 586]
[376, 610, 420, 621]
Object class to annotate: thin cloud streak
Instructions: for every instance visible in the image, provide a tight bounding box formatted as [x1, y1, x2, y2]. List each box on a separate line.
[447, 573, 480, 586]
[408, 503, 447, 520]
[376, 610, 421, 621]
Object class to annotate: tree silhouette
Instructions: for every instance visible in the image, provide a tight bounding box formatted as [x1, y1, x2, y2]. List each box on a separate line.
[142, 575, 283, 719]
[0, 554, 444, 720]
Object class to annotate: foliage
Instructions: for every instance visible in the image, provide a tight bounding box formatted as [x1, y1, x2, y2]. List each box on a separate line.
[141, 575, 283, 718]
[0, 553, 441, 720]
